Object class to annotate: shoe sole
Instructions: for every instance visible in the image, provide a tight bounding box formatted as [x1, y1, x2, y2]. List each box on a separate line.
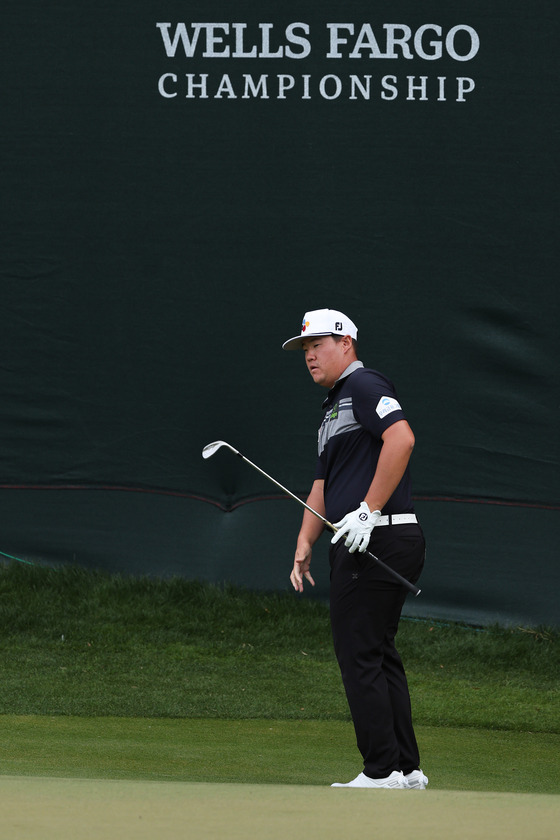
[332, 783, 408, 789]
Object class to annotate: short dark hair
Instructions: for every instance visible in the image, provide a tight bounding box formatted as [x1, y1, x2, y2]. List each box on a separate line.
[332, 334, 359, 355]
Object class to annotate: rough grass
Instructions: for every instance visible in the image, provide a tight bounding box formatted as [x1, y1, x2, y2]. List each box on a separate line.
[0, 563, 558, 733]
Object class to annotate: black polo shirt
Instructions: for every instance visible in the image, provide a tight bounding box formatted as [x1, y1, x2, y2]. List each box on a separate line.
[314, 362, 414, 523]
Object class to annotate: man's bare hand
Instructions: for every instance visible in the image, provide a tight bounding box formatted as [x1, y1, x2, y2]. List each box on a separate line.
[290, 544, 315, 593]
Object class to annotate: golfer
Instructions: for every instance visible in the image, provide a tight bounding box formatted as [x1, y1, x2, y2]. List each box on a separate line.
[283, 308, 427, 790]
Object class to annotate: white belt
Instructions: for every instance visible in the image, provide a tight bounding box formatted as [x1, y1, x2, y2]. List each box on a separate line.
[376, 514, 418, 526]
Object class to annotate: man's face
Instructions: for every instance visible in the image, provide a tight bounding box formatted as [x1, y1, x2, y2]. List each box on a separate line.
[301, 335, 353, 388]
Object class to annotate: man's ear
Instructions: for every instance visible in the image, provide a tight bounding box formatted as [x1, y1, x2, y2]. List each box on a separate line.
[342, 334, 353, 352]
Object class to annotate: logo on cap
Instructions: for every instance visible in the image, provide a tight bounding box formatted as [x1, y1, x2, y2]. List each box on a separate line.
[335, 321, 343, 331]
[301, 319, 310, 333]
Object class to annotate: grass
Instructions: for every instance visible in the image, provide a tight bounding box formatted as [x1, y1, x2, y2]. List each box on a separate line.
[1, 717, 559, 793]
[0, 562, 559, 794]
[0, 562, 558, 733]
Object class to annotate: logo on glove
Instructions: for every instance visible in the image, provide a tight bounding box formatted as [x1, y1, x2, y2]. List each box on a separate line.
[332, 502, 381, 554]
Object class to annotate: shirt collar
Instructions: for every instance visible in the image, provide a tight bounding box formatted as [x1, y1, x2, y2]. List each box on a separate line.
[336, 360, 363, 382]
[322, 361, 364, 407]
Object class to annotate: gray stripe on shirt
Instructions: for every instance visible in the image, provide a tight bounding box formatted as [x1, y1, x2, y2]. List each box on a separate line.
[318, 397, 361, 456]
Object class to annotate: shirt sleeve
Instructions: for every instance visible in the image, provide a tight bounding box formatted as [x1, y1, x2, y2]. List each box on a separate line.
[351, 370, 407, 438]
[314, 453, 325, 480]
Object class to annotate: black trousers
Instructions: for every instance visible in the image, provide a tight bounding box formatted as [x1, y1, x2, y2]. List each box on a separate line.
[329, 523, 425, 779]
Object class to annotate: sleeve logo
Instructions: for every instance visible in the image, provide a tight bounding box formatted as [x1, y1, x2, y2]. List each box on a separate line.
[376, 396, 402, 419]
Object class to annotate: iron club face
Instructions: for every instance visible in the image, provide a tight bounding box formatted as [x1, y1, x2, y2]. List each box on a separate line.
[201, 440, 236, 460]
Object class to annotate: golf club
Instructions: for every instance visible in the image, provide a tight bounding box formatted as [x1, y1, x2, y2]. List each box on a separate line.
[202, 440, 421, 597]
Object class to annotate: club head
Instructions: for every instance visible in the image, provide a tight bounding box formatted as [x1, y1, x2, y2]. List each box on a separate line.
[202, 440, 233, 460]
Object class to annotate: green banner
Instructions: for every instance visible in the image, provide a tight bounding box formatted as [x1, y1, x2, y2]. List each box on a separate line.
[1, 2, 558, 625]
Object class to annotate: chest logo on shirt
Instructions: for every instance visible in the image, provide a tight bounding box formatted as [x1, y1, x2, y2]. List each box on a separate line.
[376, 396, 402, 419]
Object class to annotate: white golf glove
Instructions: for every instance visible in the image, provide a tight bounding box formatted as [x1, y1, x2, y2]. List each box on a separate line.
[331, 502, 381, 554]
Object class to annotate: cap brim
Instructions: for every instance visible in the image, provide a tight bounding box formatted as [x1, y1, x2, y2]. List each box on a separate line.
[282, 332, 331, 351]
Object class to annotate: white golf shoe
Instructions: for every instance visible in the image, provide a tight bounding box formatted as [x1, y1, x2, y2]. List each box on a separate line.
[331, 770, 408, 789]
[404, 769, 429, 789]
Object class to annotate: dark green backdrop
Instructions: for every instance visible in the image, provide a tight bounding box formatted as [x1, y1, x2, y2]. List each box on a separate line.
[1, 2, 558, 625]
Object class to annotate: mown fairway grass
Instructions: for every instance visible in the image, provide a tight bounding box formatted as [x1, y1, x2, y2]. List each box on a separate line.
[0, 563, 558, 792]
[1, 717, 559, 794]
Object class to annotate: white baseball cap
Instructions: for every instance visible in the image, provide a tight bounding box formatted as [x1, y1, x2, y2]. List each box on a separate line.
[282, 309, 358, 351]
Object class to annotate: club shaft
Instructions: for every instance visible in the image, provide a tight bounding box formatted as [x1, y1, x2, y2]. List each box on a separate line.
[361, 549, 421, 596]
[234, 450, 334, 528]
[234, 449, 421, 597]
